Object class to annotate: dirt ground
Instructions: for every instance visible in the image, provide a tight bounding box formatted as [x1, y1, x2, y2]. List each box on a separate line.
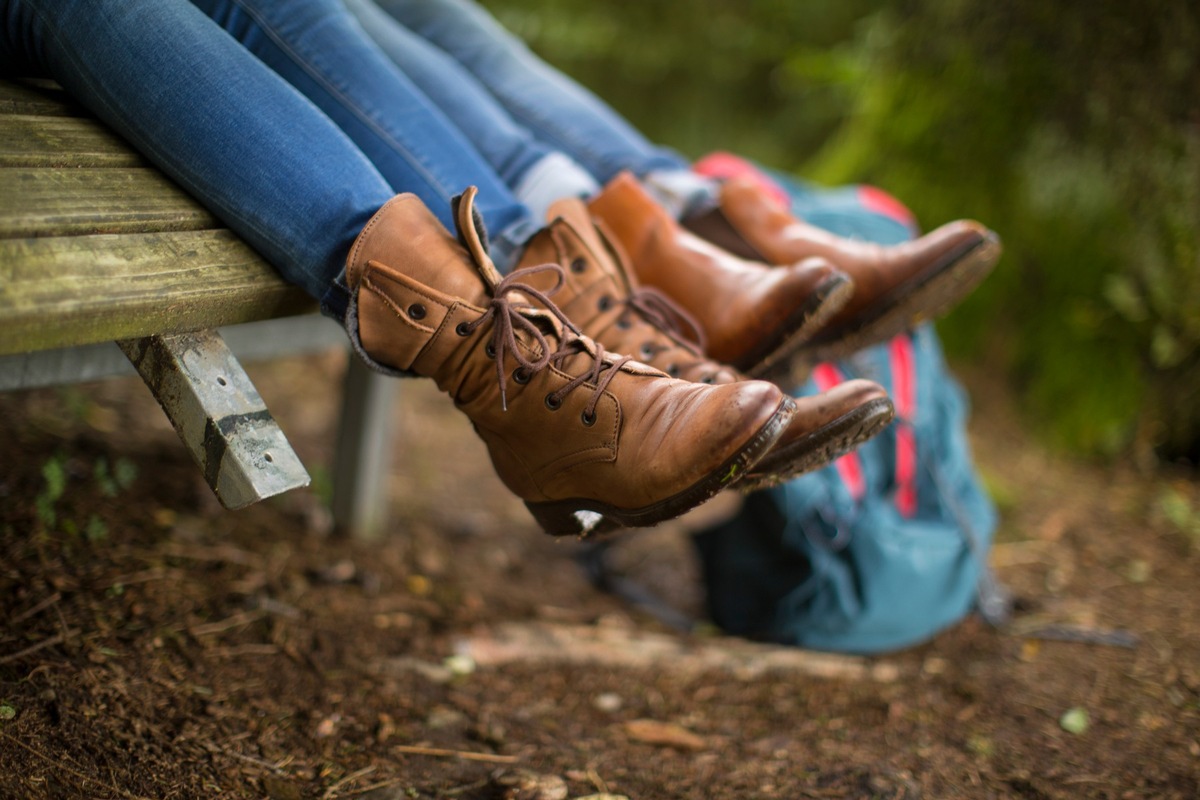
[1, 349, 1197, 800]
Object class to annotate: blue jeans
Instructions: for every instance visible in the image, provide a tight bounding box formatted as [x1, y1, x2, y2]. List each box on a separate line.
[1, 0, 396, 308]
[188, 0, 542, 271]
[354, 0, 690, 184]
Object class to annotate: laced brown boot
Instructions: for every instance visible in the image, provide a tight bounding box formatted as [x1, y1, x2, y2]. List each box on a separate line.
[685, 176, 1002, 362]
[518, 196, 896, 492]
[588, 172, 853, 378]
[344, 188, 798, 535]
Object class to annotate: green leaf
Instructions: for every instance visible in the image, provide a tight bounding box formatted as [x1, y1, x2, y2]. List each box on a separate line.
[1151, 325, 1185, 368]
[41, 456, 66, 502]
[1103, 275, 1147, 323]
[86, 515, 109, 542]
[114, 458, 138, 491]
[1059, 707, 1089, 735]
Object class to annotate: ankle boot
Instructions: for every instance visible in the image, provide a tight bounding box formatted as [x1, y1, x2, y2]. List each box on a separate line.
[344, 188, 797, 535]
[518, 196, 896, 492]
[588, 172, 853, 378]
[685, 176, 1002, 361]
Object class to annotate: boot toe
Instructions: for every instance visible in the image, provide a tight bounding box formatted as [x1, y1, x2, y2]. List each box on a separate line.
[737, 378, 894, 490]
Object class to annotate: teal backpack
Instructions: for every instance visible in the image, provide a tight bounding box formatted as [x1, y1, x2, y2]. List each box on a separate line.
[582, 155, 1010, 654]
[692, 324, 1009, 654]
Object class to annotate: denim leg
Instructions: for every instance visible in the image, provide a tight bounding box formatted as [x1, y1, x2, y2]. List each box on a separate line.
[189, 0, 539, 265]
[369, 0, 691, 183]
[343, 0, 599, 219]
[0, 0, 396, 309]
[342, 0, 550, 190]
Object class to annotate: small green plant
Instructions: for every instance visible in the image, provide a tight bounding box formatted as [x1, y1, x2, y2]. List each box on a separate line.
[1160, 487, 1200, 550]
[308, 463, 334, 509]
[33, 453, 137, 538]
[35, 454, 67, 529]
[94, 456, 138, 498]
[86, 514, 109, 542]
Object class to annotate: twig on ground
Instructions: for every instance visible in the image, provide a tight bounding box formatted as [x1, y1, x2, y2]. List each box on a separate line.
[204, 644, 280, 659]
[189, 610, 266, 637]
[321, 765, 377, 800]
[332, 777, 405, 798]
[159, 542, 262, 567]
[208, 744, 290, 775]
[0, 629, 80, 665]
[9, 592, 62, 625]
[391, 744, 518, 764]
[441, 778, 492, 796]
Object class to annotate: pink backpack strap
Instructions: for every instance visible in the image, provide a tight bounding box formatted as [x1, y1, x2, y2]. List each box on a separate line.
[889, 335, 918, 517]
[812, 363, 866, 501]
[692, 151, 792, 209]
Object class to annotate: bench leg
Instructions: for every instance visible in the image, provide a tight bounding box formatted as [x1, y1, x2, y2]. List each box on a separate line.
[331, 355, 398, 540]
[119, 330, 310, 510]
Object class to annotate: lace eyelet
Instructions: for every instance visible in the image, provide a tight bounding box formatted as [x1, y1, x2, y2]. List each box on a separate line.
[407, 303, 427, 320]
[597, 295, 613, 312]
[570, 257, 587, 273]
[700, 376, 714, 384]
[616, 317, 632, 330]
[581, 410, 597, 427]
[513, 367, 532, 385]
[640, 344, 656, 359]
[666, 364, 680, 378]
[485, 342, 497, 359]
[455, 321, 471, 336]
[544, 394, 562, 411]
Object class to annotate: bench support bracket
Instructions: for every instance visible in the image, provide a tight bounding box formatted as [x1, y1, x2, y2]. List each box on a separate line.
[119, 330, 310, 509]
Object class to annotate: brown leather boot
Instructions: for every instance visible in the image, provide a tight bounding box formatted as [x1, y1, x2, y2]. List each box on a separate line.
[345, 188, 798, 535]
[588, 172, 853, 378]
[518, 196, 895, 492]
[685, 176, 1002, 362]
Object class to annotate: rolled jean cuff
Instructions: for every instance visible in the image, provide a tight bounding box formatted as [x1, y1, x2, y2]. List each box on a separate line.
[488, 216, 541, 274]
[320, 270, 353, 322]
[512, 152, 600, 223]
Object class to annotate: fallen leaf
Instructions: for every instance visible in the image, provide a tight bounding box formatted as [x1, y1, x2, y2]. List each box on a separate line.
[1059, 707, 1089, 735]
[623, 719, 707, 750]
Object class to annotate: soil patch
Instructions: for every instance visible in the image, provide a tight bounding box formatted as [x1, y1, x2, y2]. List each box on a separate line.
[2, 351, 1198, 799]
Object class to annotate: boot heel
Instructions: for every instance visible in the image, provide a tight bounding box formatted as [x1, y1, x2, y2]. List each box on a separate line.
[524, 501, 613, 538]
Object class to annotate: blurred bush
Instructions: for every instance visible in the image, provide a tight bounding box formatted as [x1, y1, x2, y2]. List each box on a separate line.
[484, 0, 1200, 463]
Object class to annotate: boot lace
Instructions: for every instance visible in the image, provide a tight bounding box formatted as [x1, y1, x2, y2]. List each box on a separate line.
[618, 287, 726, 381]
[458, 263, 631, 415]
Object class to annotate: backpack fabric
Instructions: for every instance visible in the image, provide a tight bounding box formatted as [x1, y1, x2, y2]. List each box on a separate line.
[689, 153, 1009, 654]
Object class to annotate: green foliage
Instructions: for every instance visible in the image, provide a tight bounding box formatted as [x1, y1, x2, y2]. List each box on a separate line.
[805, 0, 1200, 458]
[483, 0, 879, 167]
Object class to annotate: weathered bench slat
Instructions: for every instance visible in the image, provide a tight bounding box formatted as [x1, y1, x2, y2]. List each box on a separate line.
[0, 168, 219, 237]
[0, 114, 145, 168]
[0, 79, 82, 117]
[0, 229, 313, 355]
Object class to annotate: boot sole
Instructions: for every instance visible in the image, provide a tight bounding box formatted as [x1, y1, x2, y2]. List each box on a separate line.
[797, 232, 1002, 365]
[737, 272, 855, 378]
[524, 395, 797, 537]
[735, 395, 896, 493]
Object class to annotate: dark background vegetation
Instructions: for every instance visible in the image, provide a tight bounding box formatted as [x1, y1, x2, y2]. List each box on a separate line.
[484, 0, 1200, 464]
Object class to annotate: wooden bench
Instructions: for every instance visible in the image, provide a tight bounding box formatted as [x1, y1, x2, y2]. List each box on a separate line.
[0, 77, 397, 538]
